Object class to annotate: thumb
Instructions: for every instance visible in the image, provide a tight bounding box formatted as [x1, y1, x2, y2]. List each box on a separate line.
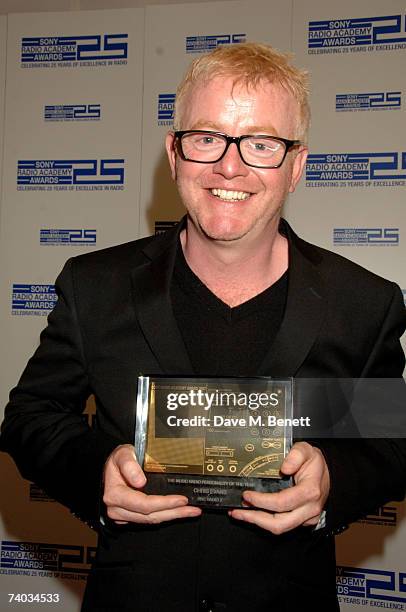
[112, 444, 147, 488]
[280, 442, 309, 475]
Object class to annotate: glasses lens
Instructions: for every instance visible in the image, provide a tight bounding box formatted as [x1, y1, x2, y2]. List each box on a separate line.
[180, 132, 226, 162]
[240, 137, 286, 167]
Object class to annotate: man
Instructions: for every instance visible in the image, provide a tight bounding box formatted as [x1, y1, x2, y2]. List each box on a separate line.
[1, 43, 405, 611]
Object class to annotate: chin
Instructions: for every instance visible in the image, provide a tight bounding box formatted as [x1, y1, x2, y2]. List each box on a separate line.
[198, 217, 252, 242]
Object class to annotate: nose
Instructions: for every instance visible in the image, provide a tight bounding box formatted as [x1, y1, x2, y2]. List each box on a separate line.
[212, 142, 249, 179]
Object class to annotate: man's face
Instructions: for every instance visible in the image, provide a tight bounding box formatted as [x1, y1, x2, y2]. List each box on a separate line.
[166, 76, 308, 244]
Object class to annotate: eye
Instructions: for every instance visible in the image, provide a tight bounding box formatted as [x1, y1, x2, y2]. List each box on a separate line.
[187, 132, 225, 151]
[201, 136, 216, 145]
[253, 140, 279, 151]
[252, 142, 268, 151]
[194, 134, 222, 146]
[245, 137, 281, 157]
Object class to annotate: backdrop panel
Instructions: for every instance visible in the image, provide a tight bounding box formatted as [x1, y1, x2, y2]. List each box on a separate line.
[291, 2, 406, 610]
[0, 16, 7, 224]
[0, 8, 144, 610]
[290, 0, 405, 287]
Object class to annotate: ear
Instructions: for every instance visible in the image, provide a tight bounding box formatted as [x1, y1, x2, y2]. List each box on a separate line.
[165, 131, 177, 181]
[289, 146, 308, 193]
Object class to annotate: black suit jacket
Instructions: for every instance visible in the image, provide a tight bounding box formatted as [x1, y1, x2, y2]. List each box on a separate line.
[1, 219, 405, 611]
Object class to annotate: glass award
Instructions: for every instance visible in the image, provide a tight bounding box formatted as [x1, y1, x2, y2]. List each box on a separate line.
[134, 376, 293, 508]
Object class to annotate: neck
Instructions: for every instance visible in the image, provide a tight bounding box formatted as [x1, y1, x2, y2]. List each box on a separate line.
[180, 217, 288, 307]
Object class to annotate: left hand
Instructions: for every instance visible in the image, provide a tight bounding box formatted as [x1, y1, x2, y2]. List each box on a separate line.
[229, 441, 330, 534]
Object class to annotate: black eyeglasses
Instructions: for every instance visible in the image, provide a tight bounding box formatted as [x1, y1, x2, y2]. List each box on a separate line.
[174, 130, 301, 169]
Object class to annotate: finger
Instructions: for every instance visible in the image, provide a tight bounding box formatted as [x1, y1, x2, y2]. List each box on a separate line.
[130, 491, 191, 515]
[242, 479, 320, 513]
[230, 504, 314, 535]
[104, 486, 189, 515]
[280, 441, 311, 475]
[302, 513, 323, 527]
[108, 503, 202, 525]
[113, 445, 147, 489]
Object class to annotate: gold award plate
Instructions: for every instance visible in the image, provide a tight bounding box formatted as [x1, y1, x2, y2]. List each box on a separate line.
[135, 376, 293, 508]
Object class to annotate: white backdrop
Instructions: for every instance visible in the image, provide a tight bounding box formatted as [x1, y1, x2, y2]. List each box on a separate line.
[0, 1, 405, 610]
[0, 16, 6, 225]
[0, 8, 145, 610]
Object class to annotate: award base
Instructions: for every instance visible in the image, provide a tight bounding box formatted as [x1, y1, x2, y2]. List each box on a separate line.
[144, 472, 292, 508]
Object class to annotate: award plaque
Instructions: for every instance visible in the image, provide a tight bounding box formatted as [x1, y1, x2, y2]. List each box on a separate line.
[135, 376, 293, 508]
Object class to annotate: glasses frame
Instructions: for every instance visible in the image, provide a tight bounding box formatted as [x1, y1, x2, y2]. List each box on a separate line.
[174, 130, 301, 169]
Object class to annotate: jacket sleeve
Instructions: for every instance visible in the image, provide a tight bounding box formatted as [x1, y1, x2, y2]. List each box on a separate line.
[316, 283, 406, 533]
[0, 259, 123, 525]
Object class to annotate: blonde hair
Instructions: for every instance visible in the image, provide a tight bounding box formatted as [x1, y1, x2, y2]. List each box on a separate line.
[174, 42, 310, 143]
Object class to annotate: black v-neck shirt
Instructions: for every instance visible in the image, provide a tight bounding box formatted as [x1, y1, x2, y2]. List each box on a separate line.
[171, 244, 288, 377]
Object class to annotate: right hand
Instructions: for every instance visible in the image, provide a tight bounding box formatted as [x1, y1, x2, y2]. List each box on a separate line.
[103, 444, 202, 525]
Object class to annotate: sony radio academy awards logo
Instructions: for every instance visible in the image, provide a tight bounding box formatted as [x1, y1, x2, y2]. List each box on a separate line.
[308, 15, 406, 54]
[158, 94, 175, 126]
[40, 229, 97, 246]
[0, 540, 95, 581]
[44, 104, 101, 121]
[333, 228, 399, 247]
[29, 484, 54, 503]
[17, 159, 125, 191]
[12, 284, 57, 316]
[21, 34, 128, 67]
[155, 221, 178, 235]
[186, 33, 246, 53]
[336, 566, 406, 608]
[358, 505, 398, 527]
[306, 152, 406, 188]
[336, 91, 401, 112]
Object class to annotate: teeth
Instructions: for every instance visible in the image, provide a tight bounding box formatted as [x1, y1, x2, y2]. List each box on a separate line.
[211, 188, 250, 201]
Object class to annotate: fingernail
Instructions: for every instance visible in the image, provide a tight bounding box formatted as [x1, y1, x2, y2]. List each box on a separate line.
[174, 496, 188, 505]
[188, 508, 201, 516]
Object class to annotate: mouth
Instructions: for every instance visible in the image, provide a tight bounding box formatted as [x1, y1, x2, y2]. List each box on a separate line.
[210, 188, 251, 202]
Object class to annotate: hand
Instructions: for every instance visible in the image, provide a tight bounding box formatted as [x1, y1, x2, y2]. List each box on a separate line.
[103, 444, 202, 525]
[229, 442, 330, 534]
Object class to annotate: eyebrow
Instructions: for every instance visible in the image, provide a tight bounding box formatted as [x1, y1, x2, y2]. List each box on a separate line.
[189, 120, 279, 135]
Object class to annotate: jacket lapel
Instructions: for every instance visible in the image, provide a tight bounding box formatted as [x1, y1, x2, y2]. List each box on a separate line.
[130, 221, 194, 375]
[258, 222, 327, 377]
[131, 218, 327, 377]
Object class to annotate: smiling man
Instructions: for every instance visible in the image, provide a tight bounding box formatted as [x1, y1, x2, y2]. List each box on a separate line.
[165, 74, 307, 307]
[1, 43, 405, 612]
